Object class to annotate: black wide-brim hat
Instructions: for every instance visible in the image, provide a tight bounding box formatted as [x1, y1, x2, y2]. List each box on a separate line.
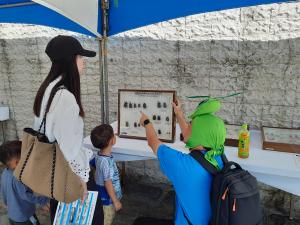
[46, 35, 96, 62]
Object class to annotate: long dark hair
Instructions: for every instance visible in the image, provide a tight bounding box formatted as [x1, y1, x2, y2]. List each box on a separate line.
[33, 56, 85, 117]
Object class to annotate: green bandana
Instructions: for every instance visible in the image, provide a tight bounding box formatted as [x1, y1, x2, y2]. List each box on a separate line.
[186, 93, 241, 169]
[186, 98, 226, 170]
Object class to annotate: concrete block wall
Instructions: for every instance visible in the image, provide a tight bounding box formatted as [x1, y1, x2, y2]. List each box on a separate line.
[0, 2, 300, 221]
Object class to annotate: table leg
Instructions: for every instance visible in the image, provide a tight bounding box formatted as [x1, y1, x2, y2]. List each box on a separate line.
[1, 122, 5, 143]
[268, 194, 299, 224]
[121, 162, 126, 187]
[289, 194, 296, 220]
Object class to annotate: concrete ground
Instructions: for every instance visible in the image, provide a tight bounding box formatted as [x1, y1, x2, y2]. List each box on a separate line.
[0, 168, 299, 225]
[0, 167, 174, 225]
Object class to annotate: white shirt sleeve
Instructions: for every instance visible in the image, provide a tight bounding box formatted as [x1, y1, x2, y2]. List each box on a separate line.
[51, 90, 92, 182]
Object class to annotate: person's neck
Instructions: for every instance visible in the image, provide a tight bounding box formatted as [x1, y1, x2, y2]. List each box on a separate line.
[190, 146, 206, 151]
[100, 146, 112, 156]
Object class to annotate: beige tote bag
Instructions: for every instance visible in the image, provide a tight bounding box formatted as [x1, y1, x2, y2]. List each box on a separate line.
[14, 87, 84, 203]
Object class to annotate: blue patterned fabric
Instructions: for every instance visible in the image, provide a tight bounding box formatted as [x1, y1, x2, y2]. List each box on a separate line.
[93, 155, 122, 206]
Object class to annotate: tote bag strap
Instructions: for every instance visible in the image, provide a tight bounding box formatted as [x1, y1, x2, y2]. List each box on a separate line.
[50, 144, 57, 199]
[36, 86, 65, 199]
[18, 141, 35, 182]
[38, 86, 66, 134]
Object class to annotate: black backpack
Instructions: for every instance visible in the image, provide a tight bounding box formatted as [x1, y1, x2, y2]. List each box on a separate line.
[185, 151, 263, 225]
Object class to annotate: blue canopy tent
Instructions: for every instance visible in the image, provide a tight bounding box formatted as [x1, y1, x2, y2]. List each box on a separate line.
[0, 0, 295, 122]
[0, 0, 295, 36]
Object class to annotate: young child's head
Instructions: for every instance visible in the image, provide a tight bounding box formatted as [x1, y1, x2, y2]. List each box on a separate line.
[0, 140, 21, 170]
[91, 124, 116, 152]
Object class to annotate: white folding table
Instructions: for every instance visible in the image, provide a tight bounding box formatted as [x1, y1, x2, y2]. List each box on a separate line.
[84, 121, 300, 197]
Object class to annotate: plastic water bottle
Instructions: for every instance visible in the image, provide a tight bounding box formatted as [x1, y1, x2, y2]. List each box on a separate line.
[238, 124, 250, 158]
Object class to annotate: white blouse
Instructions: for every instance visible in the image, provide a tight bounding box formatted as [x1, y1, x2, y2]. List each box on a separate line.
[33, 77, 92, 182]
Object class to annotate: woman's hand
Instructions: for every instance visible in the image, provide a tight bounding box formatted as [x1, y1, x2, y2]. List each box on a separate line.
[139, 112, 149, 127]
[113, 200, 122, 212]
[81, 179, 88, 203]
[41, 203, 50, 212]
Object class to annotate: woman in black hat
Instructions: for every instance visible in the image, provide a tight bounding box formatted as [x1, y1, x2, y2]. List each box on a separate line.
[33, 35, 103, 224]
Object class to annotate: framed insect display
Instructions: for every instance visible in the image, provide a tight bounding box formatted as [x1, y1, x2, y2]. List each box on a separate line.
[262, 127, 300, 154]
[118, 89, 176, 143]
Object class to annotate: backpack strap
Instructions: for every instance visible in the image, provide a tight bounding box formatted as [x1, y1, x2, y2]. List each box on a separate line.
[189, 150, 219, 175]
[183, 209, 192, 225]
[178, 199, 192, 225]
[221, 154, 229, 164]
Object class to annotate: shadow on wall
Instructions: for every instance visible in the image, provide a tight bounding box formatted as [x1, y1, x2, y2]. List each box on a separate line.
[0, 36, 299, 140]
[0, 35, 300, 224]
[107, 36, 300, 129]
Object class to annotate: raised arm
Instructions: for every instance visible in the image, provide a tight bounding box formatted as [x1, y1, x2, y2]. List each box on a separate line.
[139, 112, 162, 155]
[172, 101, 191, 143]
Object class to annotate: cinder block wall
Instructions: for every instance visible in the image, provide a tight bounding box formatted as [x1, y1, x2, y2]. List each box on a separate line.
[0, 2, 300, 220]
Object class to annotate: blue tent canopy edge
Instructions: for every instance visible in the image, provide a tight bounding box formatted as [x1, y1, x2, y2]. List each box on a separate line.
[0, 0, 296, 37]
[0, 1, 95, 37]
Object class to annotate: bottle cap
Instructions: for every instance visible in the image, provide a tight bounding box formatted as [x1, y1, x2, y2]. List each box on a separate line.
[242, 124, 248, 130]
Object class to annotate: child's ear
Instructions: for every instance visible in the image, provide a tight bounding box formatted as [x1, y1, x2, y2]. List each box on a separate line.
[112, 135, 117, 145]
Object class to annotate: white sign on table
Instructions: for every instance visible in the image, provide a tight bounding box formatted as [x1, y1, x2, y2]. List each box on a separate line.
[53, 191, 98, 225]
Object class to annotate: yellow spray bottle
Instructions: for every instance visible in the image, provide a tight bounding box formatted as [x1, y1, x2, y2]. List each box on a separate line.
[238, 124, 250, 158]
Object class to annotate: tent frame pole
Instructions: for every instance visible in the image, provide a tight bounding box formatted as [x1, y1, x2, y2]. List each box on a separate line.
[99, 0, 126, 185]
[100, 0, 109, 124]
[99, 39, 105, 123]
[0, 2, 35, 9]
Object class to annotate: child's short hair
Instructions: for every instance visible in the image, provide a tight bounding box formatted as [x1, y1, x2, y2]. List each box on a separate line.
[91, 124, 114, 150]
[0, 140, 21, 165]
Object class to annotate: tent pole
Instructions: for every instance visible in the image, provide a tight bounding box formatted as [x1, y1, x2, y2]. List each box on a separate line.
[100, 0, 126, 186]
[100, 0, 109, 124]
[0, 2, 35, 9]
[104, 36, 109, 124]
[99, 38, 105, 124]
